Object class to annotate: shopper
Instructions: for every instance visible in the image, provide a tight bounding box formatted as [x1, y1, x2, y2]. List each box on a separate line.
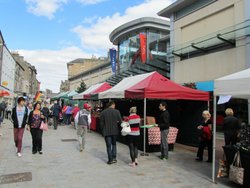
[11, 97, 29, 157]
[223, 108, 240, 145]
[158, 101, 170, 160]
[100, 101, 122, 164]
[41, 103, 50, 123]
[75, 103, 91, 151]
[72, 104, 80, 129]
[0, 101, 7, 119]
[52, 101, 61, 130]
[65, 104, 73, 125]
[6, 102, 12, 119]
[27, 103, 33, 116]
[27, 102, 45, 154]
[196, 110, 212, 162]
[127, 107, 140, 167]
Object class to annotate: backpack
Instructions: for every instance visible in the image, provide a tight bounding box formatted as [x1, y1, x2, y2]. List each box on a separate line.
[78, 110, 89, 126]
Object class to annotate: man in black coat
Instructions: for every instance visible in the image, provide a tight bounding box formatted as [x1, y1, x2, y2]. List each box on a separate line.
[51, 101, 61, 130]
[158, 101, 170, 160]
[100, 101, 122, 164]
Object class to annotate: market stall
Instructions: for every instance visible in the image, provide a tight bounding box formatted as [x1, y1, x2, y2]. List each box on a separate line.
[213, 68, 250, 185]
[73, 82, 112, 131]
[73, 82, 112, 100]
[98, 71, 209, 153]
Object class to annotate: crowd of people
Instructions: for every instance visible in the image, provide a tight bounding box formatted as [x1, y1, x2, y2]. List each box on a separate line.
[0, 96, 245, 168]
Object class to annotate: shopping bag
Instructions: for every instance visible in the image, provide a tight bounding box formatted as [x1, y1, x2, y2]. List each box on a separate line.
[40, 121, 48, 131]
[121, 122, 131, 136]
[229, 151, 244, 185]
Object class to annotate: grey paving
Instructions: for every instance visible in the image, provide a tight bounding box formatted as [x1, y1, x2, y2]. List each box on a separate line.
[0, 119, 238, 188]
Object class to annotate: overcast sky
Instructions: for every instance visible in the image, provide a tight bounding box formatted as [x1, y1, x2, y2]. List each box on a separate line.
[0, 0, 174, 93]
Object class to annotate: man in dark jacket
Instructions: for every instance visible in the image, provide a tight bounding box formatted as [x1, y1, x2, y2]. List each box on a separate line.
[158, 101, 170, 160]
[51, 101, 61, 130]
[11, 97, 28, 157]
[100, 101, 122, 164]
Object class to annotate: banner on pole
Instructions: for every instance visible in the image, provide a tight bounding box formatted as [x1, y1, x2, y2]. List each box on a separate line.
[139, 33, 147, 63]
[109, 48, 116, 73]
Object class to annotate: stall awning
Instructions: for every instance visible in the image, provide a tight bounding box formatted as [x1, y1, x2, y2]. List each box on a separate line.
[73, 82, 112, 100]
[214, 68, 250, 99]
[98, 71, 209, 101]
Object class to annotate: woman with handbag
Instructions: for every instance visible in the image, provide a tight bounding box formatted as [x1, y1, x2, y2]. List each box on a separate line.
[27, 102, 45, 154]
[196, 110, 213, 162]
[127, 107, 141, 167]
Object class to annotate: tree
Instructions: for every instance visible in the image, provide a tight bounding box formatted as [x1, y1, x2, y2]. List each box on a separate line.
[76, 80, 87, 93]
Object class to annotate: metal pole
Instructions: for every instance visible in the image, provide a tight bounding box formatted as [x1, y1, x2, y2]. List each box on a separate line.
[141, 98, 149, 156]
[212, 95, 217, 183]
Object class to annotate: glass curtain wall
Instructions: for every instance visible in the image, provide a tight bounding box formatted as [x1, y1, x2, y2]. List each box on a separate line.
[148, 29, 168, 63]
[118, 29, 168, 71]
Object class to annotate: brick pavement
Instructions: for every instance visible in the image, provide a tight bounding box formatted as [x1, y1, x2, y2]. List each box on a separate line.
[0, 119, 241, 188]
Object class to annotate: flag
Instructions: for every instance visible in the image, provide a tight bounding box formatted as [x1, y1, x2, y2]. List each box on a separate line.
[109, 48, 116, 73]
[34, 91, 42, 102]
[139, 33, 147, 63]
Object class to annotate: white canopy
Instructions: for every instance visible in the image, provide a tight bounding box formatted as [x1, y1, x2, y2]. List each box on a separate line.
[73, 83, 105, 100]
[98, 72, 154, 99]
[212, 68, 250, 183]
[214, 68, 250, 99]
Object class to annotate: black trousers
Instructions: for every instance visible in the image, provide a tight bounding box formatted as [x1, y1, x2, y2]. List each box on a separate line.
[197, 138, 212, 161]
[30, 128, 43, 152]
[127, 135, 139, 162]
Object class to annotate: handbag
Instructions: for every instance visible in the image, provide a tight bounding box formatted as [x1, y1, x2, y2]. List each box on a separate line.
[229, 151, 244, 185]
[121, 122, 131, 136]
[40, 121, 48, 131]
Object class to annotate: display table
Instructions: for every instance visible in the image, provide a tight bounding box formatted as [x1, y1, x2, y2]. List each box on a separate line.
[223, 146, 250, 186]
[94, 117, 178, 152]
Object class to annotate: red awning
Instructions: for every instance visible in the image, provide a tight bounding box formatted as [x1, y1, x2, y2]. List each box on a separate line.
[84, 82, 112, 99]
[125, 72, 209, 101]
[0, 90, 10, 97]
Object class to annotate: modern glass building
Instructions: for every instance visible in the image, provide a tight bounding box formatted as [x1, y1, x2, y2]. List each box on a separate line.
[107, 17, 171, 86]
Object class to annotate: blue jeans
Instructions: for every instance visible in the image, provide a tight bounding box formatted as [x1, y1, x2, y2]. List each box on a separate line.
[105, 135, 117, 162]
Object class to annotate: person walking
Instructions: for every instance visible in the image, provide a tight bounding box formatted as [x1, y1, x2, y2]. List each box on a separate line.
[100, 101, 122, 165]
[6, 102, 12, 119]
[52, 101, 61, 130]
[223, 108, 240, 145]
[11, 97, 29, 157]
[0, 101, 7, 119]
[41, 103, 50, 123]
[27, 102, 45, 154]
[196, 110, 213, 162]
[127, 107, 140, 167]
[75, 103, 91, 152]
[72, 104, 80, 129]
[65, 104, 73, 125]
[27, 103, 33, 116]
[158, 101, 170, 160]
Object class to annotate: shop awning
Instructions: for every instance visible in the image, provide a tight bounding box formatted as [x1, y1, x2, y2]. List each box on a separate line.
[51, 91, 71, 100]
[98, 71, 209, 101]
[0, 86, 14, 98]
[73, 82, 112, 100]
[214, 68, 250, 99]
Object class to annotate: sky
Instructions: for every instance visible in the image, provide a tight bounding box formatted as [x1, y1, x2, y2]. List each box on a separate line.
[0, 0, 174, 93]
